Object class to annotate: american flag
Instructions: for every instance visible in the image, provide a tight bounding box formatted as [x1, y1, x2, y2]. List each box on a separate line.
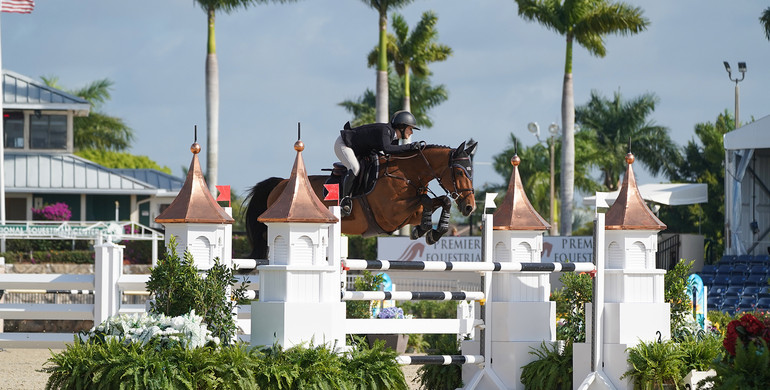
[1, 0, 34, 14]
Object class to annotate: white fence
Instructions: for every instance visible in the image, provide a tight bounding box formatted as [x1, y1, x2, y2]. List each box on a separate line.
[0, 242, 256, 348]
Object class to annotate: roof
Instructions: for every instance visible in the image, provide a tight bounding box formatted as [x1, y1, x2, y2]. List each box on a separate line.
[113, 169, 184, 192]
[4, 153, 161, 195]
[492, 154, 549, 231]
[583, 183, 708, 207]
[604, 153, 667, 231]
[155, 143, 234, 224]
[258, 140, 338, 224]
[3, 70, 90, 115]
[724, 114, 770, 150]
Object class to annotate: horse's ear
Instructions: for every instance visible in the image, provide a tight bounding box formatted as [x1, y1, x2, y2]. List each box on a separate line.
[456, 141, 466, 154]
[465, 141, 478, 157]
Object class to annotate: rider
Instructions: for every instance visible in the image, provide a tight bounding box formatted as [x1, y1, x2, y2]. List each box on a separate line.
[334, 110, 422, 216]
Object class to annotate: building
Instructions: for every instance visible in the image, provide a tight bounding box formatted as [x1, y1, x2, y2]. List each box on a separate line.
[2, 69, 182, 228]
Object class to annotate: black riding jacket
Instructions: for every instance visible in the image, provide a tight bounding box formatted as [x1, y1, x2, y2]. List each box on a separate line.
[340, 121, 414, 156]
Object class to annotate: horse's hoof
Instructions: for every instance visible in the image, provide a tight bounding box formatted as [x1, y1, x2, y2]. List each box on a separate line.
[425, 230, 442, 245]
[410, 227, 423, 240]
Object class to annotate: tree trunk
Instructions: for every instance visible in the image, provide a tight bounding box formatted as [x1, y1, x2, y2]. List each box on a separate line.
[375, 10, 389, 124]
[560, 72, 574, 236]
[206, 8, 219, 195]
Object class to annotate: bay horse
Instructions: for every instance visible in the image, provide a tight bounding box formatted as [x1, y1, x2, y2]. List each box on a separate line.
[245, 141, 477, 259]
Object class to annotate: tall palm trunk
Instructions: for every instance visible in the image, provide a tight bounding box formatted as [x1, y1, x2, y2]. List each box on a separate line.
[560, 35, 575, 236]
[402, 64, 411, 112]
[375, 8, 389, 123]
[206, 7, 220, 194]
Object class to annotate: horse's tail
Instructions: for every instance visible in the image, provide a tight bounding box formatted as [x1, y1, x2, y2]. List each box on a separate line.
[245, 177, 283, 259]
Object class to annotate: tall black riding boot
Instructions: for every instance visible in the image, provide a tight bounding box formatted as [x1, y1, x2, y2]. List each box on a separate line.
[340, 170, 356, 217]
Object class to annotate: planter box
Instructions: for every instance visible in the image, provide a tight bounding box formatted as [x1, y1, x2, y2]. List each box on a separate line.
[366, 334, 409, 354]
[683, 369, 716, 389]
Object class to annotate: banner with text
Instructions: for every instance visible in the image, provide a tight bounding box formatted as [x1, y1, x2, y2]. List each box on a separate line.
[377, 236, 593, 263]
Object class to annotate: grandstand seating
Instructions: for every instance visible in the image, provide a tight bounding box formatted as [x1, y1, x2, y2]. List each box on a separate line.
[695, 253, 770, 314]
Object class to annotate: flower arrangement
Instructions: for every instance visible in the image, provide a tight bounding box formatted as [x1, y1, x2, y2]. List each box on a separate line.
[723, 313, 770, 356]
[31, 202, 71, 221]
[378, 306, 408, 319]
[79, 311, 219, 350]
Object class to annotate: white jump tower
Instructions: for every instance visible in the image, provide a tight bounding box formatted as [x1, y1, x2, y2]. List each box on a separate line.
[249, 139, 345, 349]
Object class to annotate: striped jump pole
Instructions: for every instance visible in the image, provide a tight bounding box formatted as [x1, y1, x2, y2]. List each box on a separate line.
[343, 259, 595, 273]
[396, 355, 484, 365]
[341, 291, 485, 301]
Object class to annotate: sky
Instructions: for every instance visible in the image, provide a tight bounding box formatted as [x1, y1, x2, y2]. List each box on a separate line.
[2, 1, 769, 203]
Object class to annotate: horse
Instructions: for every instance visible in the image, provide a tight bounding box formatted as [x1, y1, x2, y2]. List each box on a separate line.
[245, 141, 478, 259]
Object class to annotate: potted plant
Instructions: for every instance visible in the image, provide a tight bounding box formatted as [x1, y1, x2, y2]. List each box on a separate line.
[621, 339, 685, 389]
[367, 306, 411, 354]
[520, 340, 573, 390]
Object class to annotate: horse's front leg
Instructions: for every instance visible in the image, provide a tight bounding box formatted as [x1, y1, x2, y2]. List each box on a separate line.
[425, 196, 452, 245]
[410, 195, 436, 240]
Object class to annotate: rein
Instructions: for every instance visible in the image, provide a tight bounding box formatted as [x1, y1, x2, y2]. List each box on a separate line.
[384, 148, 474, 200]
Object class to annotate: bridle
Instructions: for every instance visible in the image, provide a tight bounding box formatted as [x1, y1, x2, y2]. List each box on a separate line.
[386, 146, 474, 201]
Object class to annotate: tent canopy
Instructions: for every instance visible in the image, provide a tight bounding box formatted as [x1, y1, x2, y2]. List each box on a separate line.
[584, 183, 708, 208]
[724, 114, 770, 150]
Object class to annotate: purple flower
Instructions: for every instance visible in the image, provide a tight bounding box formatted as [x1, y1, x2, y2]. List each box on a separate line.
[378, 307, 405, 319]
[31, 202, 72, 221]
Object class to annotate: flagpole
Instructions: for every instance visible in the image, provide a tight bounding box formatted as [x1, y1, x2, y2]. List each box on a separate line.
[0, 11, 7, 253]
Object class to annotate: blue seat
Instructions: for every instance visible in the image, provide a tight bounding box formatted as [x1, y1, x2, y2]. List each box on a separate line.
[729, 275, 746, 286]
[745, 274, 767, 286]
[731, 264, 749, 276]
[736, 254, 754, 264]
[756, 297, 770, 310]
[724, 286, 743, 297]
[752, 254, 769, 265]
[708, 295, 724, 311]
[722, 297, 740, 315]
[758, 286, 770, 299]
[720, 255, 737, 264]
[701, 264, 717, 275]
[713, 274, 731, 285]
[700, 274, 714, 286]
[716, 264, 733, 274]
[743, 286, 762, 298]
[749, 265, 768, 275]
[710, 284, 729, 296]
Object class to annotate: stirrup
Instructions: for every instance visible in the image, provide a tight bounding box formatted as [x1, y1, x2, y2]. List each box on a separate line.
[340, 197, 352, 216]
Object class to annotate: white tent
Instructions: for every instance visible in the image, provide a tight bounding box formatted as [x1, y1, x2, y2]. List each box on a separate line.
[724, 114, 770, 256]
[583, 183, 708, 208]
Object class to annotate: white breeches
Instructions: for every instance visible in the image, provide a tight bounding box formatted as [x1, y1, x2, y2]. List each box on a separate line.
[334, 135, 360, 175]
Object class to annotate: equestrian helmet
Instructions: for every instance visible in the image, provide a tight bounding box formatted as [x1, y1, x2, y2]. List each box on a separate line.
[390, 110, 420, 130]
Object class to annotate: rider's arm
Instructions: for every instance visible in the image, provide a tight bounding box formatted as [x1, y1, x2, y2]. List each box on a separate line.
[379, 128, 416, 154]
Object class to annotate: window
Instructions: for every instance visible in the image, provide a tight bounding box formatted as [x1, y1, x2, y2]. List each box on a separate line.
[30, 114, 66, 149]
[3, 111, 24, 148]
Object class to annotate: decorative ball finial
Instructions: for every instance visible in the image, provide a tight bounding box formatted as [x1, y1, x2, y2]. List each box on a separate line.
[190, 142, 201, 154]
[510, 154, 521, 166]
[294, 140, 305, 152]
[625, 152, 635, 164]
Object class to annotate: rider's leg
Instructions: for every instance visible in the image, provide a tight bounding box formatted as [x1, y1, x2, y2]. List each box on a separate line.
[334, 136, 359, 216]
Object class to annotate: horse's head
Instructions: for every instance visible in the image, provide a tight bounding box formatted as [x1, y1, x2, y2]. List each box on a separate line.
[443, 140, 477, 216]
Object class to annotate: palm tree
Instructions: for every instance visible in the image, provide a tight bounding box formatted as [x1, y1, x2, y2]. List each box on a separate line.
[761, 7, 770, 40]
[357, 0, 415, 123]
[575, 90, 680, 191]
[41, 76, 133, 152]
[339, 68, 448, 127]
[514, 0, 649, 235]
[193, 0, 300, 195]
[368, 11, 452, 113]
[491, 132, 600, 228]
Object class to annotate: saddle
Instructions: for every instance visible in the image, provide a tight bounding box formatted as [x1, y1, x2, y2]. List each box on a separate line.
[323, 153, 380, 198]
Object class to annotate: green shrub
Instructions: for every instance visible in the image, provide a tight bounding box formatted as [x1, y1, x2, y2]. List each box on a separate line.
[2, 249, 94, 264]
[621, 339, 685, 389]
[520, 341, 572, 390]
[146, 236, 249, 344]
[346, 270, 384, 319]
[414, 335, 462, 390]
[554, 272, 593, 343]
[666, 259, 694, 338]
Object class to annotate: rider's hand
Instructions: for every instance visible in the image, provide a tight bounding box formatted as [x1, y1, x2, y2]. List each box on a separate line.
[411, 142, 421, 150]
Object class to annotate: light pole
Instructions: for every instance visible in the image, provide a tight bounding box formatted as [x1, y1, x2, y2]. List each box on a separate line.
[723, 61, 747, 129]
[528, 122, 560, 236]
[723, 61, 747, 254]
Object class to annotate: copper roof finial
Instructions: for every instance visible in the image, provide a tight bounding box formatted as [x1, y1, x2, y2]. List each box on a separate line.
[155, 127, 234, 224]
[493, 152, 550, 231]
[258, 134, 338, 224]
[604, 151, 665, 231]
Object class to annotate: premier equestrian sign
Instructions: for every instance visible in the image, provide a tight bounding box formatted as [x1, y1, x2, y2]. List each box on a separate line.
[0, 222, 120, 239]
